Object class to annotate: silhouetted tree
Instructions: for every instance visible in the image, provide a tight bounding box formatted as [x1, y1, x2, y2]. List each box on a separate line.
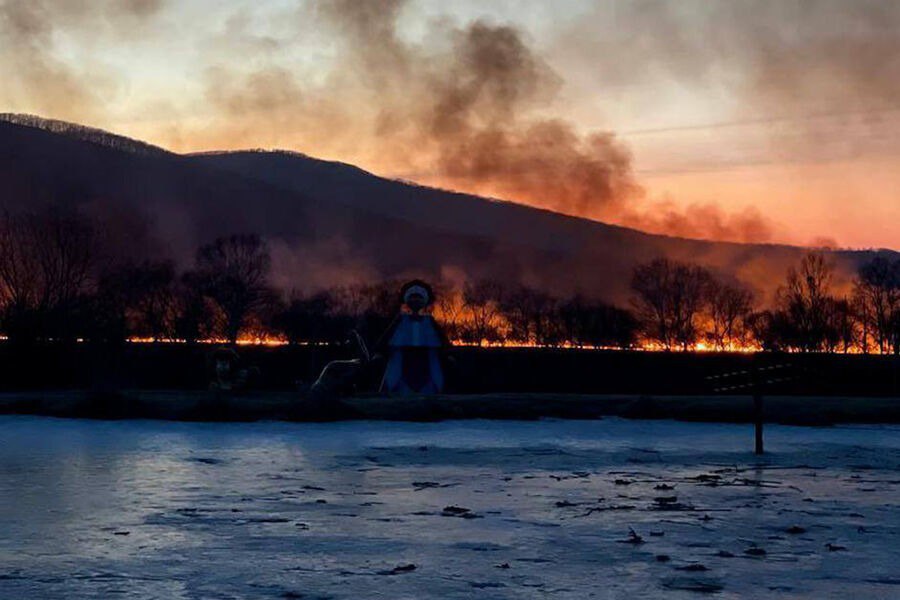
[823, 297, 856, 354]
[133, 261, 178, 339]
[0, 209, 97, 341]
[330, 281, 399, 343]
[461, 280, 505, 345]
[853, 256, 900, 353]
[96, 261, 178, 339]
[706, 278, 754, 350]
[558, 295, 638, 348]
[94, 261, 178, 341]
[433, 281, 466, 342]
[194, 234, 273, 343]
[499, 286, 559, 345]
[774, 252, 837, 351]
[631, 258, 712, 350]
[274, 291, 353, 344]
[173, 271, 218, 343]
[890, 311, 900, 355]
[746, 310, 780, 351]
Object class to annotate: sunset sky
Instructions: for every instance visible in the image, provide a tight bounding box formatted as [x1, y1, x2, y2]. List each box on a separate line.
[2, 0, 899, 250]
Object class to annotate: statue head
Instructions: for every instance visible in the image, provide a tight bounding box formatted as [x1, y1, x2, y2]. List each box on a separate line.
[400, 280, 433, 315]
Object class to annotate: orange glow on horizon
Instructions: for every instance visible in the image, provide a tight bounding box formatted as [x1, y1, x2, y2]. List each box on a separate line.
[125, 336, 290, 347]
[122, 336, 767, 353]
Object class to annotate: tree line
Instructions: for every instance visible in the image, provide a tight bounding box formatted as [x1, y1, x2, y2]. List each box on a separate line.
[630, 253, 900, 353]
[0, 209, 898, 353]
[0, 209, 640, 348]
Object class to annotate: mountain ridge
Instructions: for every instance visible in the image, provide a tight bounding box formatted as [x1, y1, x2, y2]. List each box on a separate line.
[0, 114, 893, 303]
[0, 113, 170, 157]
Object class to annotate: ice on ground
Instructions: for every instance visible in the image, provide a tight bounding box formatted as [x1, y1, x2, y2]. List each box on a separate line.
[1, 416, 900, 599]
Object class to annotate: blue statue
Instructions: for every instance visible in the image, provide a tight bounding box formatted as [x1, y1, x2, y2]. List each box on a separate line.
[380, 280, 447, 394]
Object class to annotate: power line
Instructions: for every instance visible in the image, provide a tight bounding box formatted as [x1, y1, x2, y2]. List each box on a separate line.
[635, 145, 900, 177]
[619, 105, 900, 137]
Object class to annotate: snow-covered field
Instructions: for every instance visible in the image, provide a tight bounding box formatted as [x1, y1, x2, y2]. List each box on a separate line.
[1, 416, 899, 599]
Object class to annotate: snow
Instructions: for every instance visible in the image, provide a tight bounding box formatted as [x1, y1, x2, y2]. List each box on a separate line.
[1, 416, 899, 598]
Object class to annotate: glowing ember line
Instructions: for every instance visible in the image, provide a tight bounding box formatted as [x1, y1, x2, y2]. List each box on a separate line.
[125, 337, 289, 346]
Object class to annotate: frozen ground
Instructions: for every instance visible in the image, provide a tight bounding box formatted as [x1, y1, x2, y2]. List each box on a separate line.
[1, 416, 899, 599]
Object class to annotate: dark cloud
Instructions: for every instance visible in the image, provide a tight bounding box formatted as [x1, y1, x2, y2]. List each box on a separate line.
[203, 0, 639, 223]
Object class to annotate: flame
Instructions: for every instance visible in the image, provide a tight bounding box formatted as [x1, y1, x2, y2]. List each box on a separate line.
[125, 336, 289, 346]
[122, 335, 763, 352]
[119, 332, 887, 354]
[448, 338, 763, 352]
[47, 335, 894, 353]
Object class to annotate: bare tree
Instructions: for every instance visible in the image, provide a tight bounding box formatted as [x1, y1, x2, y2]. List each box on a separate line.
[630, 258, 712, 350]
[95, 260, 178, 341]
[132, 261, 178, 340]
[0, 209, 96, 340]
[462, 279, 505, 345]
[274, 291, 352, 344]
[706, 278, 754, 350]
[823, 297, 856, 354]
[558, 295, 638, 349]
[499, 286, 558, 345]
[327, 281, 400, 343]
[890, 311, 900, 355]
[195, 234, 273, 343]
[853, 256, 900, 353]
[433, 281, 466, 342]
[775, 252, 836, 351]
[174, 271, 218, 343]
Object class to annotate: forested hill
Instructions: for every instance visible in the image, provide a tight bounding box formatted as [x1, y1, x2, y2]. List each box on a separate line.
[1, 114, 893, 301]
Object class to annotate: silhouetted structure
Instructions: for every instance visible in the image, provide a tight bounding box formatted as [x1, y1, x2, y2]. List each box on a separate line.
[380, 281, 447, 394]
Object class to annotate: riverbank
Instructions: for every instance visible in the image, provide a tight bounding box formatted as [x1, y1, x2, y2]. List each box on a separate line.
[2, 389, 899, 425]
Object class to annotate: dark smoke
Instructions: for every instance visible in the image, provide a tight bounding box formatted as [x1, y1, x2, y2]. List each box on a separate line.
[622, 202, 774, 244]
[0, 0, 780, 243]
[202, 0, 641, 224]
[195, 0, 783, 241]
[325, 1, 638, 218]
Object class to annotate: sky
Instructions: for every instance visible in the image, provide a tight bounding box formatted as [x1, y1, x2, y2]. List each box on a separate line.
[2, 0, 900, 250]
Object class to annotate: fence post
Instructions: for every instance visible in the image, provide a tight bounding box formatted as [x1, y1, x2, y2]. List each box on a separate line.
[752, 354, 764, 455]
[893, 352, 898, 396]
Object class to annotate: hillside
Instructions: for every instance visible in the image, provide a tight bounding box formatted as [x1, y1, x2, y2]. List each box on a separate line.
[0, 115, 892, 302]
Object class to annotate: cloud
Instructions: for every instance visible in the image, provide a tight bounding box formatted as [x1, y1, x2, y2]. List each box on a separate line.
[0, 0, 166, 120]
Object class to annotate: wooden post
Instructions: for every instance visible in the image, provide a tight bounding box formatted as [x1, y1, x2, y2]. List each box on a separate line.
[752, 354, 764, 455]
[753, 391, 764, 455]
[893, 352, 898, 397]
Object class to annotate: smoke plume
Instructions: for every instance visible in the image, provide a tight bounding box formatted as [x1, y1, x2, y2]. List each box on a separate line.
[10, 0, 900, 244]
[193, 0, 774, 241]
[622, 201, 774, 244]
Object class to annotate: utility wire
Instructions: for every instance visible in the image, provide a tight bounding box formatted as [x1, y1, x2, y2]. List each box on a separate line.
[619, 105, 900, 137]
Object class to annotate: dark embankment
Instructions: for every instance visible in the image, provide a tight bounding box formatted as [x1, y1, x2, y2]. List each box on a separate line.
[0, 343, 898, 424]
[0, 342, 898, 396]
[2, 390, 900, 426]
